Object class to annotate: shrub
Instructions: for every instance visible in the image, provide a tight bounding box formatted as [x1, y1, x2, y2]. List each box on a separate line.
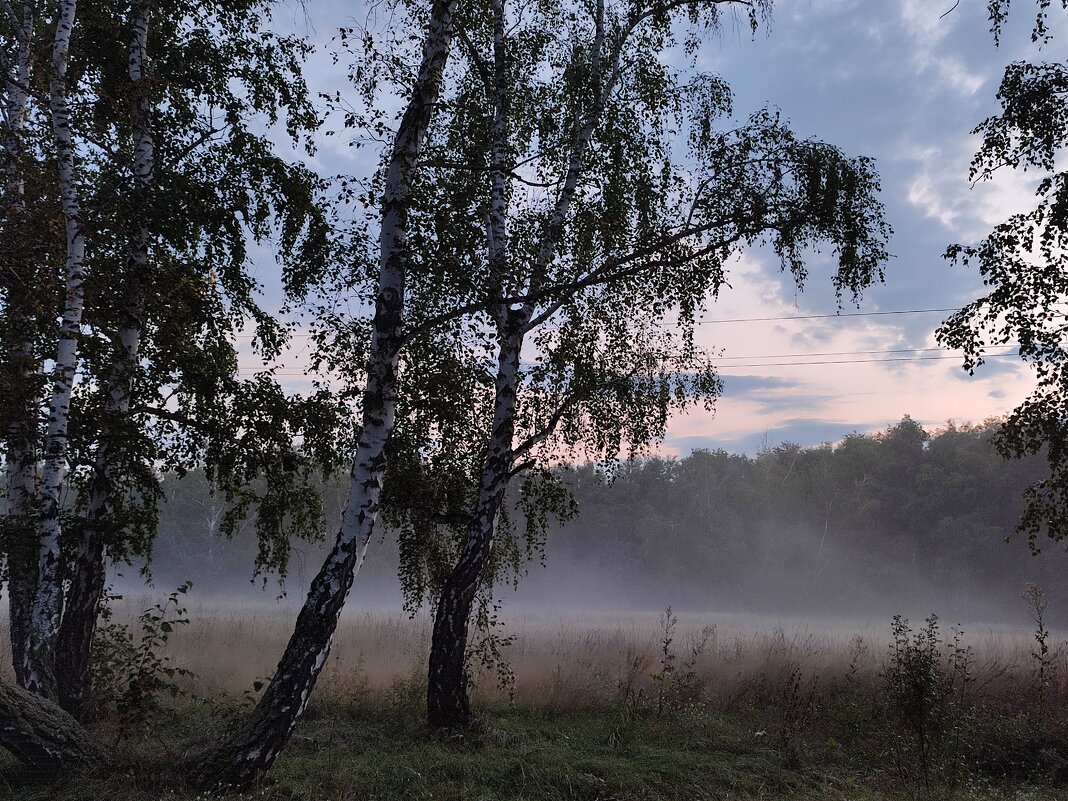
[880, 614, 974, 795]
[90, 581, 195, 729]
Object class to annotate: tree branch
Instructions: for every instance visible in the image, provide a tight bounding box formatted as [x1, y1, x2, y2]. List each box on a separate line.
[455, 23, 492, 97]
[404, 220, 747, 342]
[1, 1, 23, 38]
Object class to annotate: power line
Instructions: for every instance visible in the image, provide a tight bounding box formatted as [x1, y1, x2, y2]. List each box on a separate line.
[237, 351, 1022, 376]
[238, 345, 1019, 371]
[715, 353, 1020, 370]
[690, 307, 962, 325]
[715, 346, 1014, 361]
[229, 306, 966, 337]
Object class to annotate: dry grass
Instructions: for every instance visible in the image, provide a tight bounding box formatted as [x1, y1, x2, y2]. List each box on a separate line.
[80, 596, 1068, 717]
[6, 599, 1068, 799]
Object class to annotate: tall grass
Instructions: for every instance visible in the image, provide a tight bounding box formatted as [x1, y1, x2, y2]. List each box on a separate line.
[4, 598, 1068, 799]
[41, 597, 1066, 718]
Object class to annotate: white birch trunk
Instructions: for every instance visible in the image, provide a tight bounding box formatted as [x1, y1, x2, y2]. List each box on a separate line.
[427, 325, 523, 728]
[2, 2, 38, 514]
[428, 0, 631, 727]
[56, 0, 154, 714]
[192, 0, 457, 787]
[2, 0, 39, 691]
[30, 0, 84, 700]
[427, 0, 523, 729]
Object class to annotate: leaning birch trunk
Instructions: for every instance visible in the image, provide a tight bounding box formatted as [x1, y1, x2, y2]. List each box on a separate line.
[0, 678, 106, 773]
[1, 2, 40, 690]
[190, 0, 457, 787]
[28, 0, 85, 702]
[55, 0, 155, 717]
[427, 327, 522, 730]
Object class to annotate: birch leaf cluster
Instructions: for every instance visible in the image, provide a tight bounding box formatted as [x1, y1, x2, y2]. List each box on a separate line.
[938, 0, 1068, 544]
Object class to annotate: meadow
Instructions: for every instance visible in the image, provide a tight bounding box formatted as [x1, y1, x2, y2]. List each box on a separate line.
[7, 596, 1068, 800]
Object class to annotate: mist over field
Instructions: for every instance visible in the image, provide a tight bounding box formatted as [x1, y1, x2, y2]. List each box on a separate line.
[124, 418, 1068, 631]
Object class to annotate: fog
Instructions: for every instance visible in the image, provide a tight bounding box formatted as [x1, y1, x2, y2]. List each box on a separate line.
[119, 421, 1068, 633]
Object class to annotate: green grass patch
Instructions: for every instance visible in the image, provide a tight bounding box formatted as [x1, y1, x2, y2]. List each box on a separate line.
[7, 700, 1068, 801]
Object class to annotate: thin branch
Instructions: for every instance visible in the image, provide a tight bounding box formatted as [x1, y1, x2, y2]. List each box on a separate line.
[510, 358, 648, 462]
[507, 458, 535, 479]
[509, 172, 563, 188]
[511, 398, 572, 459]
[0, 73, 45, 106]
[939, 0, 960, 20]
[135, 405, 206, 431]
[455, 23, 492, 96]
[421, 158, 563, 188]
[157, 124, 227, 173]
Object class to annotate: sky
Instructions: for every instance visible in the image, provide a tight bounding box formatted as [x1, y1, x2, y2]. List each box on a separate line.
[247, 0, 1063, 456]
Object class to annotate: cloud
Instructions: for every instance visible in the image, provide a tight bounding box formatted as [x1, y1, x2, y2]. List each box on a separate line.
[718, 374, 800, 393]
[251, 0, 1043, 460]
[898, 0, 987, 96]
[718, 373, 833, 415]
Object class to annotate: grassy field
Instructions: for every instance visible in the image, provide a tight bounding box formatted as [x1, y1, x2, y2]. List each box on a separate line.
[6, 601, 1068, 800]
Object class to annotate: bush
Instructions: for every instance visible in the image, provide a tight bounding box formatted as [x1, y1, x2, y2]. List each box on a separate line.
[880, 614, 974, 795]
[90, 581, 195, 729]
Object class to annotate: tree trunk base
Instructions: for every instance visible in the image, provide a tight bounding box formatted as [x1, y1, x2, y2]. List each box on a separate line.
[0, 679, 106, 774]
[427, 584, 476, 732]
[186, 702, 293, 791]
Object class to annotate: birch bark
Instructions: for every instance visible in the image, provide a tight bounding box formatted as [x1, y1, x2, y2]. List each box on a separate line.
[1, 1, 39, 691]
[56, 0, 154, 716]
[0, 677, 105, 771]
[427, 325, 523, 729]
[29, 0, 84, 700]
[192, 0, 457, 786]
[424, 0, 616, 729]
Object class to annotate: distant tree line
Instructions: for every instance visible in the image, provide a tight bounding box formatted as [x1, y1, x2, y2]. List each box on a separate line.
[552, 417, 1064, 620]
[146, 416, 1066, 625]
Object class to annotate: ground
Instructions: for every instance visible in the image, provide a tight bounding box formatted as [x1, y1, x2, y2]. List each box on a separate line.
[8, 700, 1068, 801]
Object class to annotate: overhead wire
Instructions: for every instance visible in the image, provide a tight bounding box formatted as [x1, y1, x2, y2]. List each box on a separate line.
[232, 306, 1022, 374]
[238, 350, 1023, 375]
[715, 352, 1020, 370]
[688, 307, 963, 324]
[231, 306, 968, 337]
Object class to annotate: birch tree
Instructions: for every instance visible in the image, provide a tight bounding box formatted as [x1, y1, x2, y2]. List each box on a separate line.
[938, 0, 1068, 543]
[349, 0, 891, 730]
[190, 0, 460, 786]
[51, 0, 153, 715]
[26, 0, 86, 701]
[0, 0, 357, 772]
[0, 0, 347, 724]
[0, 0, 55, 696]
[50, 0, 345, 718]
